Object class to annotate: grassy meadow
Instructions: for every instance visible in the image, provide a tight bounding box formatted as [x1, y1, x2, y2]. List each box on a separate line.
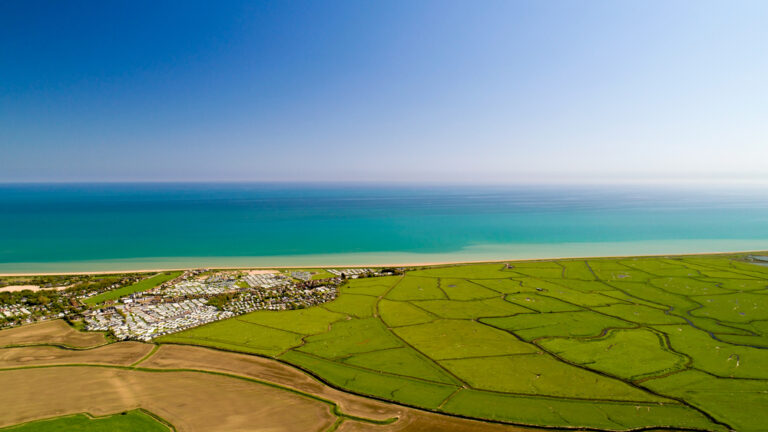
[84, 272, 182, 305]
[0, 410, 170, 432]
[157, 255, 768, 431]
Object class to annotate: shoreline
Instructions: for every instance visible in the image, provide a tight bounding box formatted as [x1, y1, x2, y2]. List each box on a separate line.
[1, 249, 765, 277]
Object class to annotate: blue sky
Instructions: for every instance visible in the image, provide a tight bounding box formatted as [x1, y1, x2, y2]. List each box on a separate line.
[1, 1, 766, 183]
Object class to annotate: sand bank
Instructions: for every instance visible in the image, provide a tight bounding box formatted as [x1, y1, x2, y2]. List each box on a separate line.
[0, 246, 766, 277]
[0, 285, 70, 292]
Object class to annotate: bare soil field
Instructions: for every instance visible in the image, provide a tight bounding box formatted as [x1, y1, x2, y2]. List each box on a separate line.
[142, 344, 403, 422]
[246, 269, 280, 275]
[0, 342, 152, 368]
[0, 320, 108, 348]
[338, 415, 535, 432]
[0, 366, 336, 432]
[141, 344, 536, 431]
[0, 339, 538, 432]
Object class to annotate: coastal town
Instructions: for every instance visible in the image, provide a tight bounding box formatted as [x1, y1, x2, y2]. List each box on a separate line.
[83, 269, 347, 341]
[0, 273, 145, 326]
[1, 267, 389, 341]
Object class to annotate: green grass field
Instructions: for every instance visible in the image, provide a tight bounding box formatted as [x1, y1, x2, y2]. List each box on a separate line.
[84, 272, 182, 305]
[0, 410, 170, 432]
[157, 255, 768, 431]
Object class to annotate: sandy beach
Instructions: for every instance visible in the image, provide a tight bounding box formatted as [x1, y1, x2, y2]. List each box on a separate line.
[0, 285, 71, 292]
[0, 248, 765, 277]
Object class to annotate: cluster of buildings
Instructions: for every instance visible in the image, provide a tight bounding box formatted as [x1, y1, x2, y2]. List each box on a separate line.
[161, 280, 236, 297]
[327, 268, 373, 277]
[0, 275, 149, 329]
[222, 285, 335, 314]
[87, 299, 233, 341]
[4, 267, 396, 335]
[290, 271, 313, 281]
[0, 297, 71, 328]
[84, 270, 340, 341]
[243, 273, 291, 288]
[1, 305, 31, 319]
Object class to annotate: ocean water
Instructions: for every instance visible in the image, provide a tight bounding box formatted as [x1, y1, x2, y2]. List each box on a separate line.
[1, 183, 767, 273]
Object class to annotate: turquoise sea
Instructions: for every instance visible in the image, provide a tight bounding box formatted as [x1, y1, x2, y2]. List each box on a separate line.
[1, 183, 767, 273]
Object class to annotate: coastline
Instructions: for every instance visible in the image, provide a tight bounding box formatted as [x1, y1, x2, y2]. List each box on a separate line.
[5, 184, 768, 276]
[1, 242, 766, 276]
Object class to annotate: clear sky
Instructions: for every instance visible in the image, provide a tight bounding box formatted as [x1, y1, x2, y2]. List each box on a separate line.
[1, 1, 767, 183]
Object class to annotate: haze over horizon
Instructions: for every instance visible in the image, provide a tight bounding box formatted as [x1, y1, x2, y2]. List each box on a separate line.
[2, 1, 767, 184]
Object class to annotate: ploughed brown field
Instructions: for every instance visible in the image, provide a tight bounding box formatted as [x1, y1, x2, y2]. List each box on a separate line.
[0, 367, 335, 431]
[0, 342, 151, 368]
[0, 321, 537, 432]
[0, 320, 108, 348]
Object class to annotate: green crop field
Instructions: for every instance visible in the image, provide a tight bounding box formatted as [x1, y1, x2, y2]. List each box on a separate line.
[0, 410, 171, 432]
[84, 272, 182, 305]
[157, 254, 768, 431]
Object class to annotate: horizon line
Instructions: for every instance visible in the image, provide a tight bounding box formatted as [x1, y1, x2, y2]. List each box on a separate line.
[2, 177, 768, 187]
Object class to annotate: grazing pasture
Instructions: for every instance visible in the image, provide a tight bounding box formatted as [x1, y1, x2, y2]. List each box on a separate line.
[159, 317, 303, 356]
[0, 410, 170, 432]
[377, 299, 435, 327]
[83, 271, 182, 305]
[238, 307, 345, 334]
[159, 254, 768, 431]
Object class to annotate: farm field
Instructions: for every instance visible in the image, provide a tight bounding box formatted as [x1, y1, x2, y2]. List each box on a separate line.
[159, 254, 768, 431]
[0, 327, 537, 432]
[83, 271, 182, 306]
[0, 366, 336, 432]
[0, 342, 152, 368]
[0, 319, 108, 348]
